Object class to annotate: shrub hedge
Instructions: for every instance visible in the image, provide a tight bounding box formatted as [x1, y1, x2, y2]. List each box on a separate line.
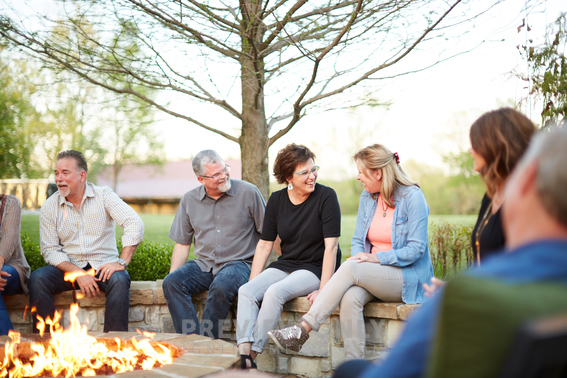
[21, 233, 47, 272]
[21, 234, 173, 281]
[429, 222, 475, 279]
[22, 222, 474, 281]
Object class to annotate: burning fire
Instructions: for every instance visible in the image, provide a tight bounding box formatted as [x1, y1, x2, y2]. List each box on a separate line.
[0, 294, 177, 377]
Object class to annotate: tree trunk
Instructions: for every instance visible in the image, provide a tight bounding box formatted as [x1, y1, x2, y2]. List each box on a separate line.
[239, 82, 269, 200]
[112, 162, 121, 192]
[239, 2, 269, 200]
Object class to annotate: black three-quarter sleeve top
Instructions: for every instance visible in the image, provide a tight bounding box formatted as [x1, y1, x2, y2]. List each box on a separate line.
[261, 183, 342, 279]
[471, 193, 506, 262]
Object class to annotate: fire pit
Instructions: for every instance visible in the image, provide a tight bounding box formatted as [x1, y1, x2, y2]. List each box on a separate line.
[0, 332, 239, 377]
[0, 304, 239, 377]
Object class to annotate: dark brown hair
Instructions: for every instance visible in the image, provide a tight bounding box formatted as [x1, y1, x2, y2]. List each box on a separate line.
[273, 144, 316, 185]
[470, 108, 536, 197]
[57, 150, 88, 173]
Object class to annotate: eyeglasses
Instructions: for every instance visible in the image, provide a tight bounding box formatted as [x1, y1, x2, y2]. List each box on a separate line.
[200, 164, 231, 180]
[294, 166, 320, 177]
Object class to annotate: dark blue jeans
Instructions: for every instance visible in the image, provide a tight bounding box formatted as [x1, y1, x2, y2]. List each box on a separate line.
[163, 260, 250, 339]
[0, 264, 24, 335]
[332, 359, 373, 378]
[28, 265, 131, 332]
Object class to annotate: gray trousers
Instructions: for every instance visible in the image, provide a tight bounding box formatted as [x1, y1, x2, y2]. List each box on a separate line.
[302, 260, 403, 359]
[236, 268, 320, 353]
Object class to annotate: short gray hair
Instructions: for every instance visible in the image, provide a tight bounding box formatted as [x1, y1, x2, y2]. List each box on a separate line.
[520, 125, 567, 227]
[57, 150, 88, 173]
[192, 150, 223, 176]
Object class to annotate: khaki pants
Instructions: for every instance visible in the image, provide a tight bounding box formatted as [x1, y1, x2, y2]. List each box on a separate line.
[302, 260, 403, 359]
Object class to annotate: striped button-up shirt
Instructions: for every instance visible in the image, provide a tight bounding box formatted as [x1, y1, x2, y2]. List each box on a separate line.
[40, 183, 144, 270]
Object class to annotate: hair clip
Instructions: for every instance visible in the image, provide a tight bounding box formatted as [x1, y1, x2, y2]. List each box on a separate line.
[393, 152, 400, 164]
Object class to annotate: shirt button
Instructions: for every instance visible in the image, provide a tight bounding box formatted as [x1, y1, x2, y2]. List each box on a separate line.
[217, 230, 220, 232]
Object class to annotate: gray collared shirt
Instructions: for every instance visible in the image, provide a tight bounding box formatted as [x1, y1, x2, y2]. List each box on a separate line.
[169, 179, 265, 275]
[40, 183, 144, 270]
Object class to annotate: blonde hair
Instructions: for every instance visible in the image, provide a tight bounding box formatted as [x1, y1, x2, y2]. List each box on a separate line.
[353, 144, 419, 208]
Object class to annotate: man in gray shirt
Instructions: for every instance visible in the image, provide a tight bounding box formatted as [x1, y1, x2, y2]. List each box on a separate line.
[163, 150, 265, 338]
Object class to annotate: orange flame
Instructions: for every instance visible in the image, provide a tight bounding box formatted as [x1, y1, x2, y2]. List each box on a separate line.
[0, 304, 175, 377]
[63, 268, 95, 283]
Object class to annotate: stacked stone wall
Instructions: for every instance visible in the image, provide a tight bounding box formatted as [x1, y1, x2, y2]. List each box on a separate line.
[5, 281, 418, 377]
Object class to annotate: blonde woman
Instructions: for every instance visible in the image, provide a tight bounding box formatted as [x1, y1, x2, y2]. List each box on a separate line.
[268, 144, 433, 359]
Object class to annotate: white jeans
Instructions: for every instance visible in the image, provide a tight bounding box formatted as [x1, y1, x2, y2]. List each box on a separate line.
[236, 268, 320, 353]
[302, 260, 403, 359]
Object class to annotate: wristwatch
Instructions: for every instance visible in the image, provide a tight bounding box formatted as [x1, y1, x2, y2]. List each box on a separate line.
[117, 258, 128, 269]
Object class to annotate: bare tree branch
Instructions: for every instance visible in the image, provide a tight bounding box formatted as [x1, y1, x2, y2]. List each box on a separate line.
[269, 0, 364, 145]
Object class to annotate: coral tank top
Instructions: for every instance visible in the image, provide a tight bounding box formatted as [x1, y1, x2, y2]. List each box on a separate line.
[367, 194, 394, 254]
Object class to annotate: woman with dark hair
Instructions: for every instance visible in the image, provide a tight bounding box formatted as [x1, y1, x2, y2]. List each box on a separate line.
[236, 144, 341, 369]
[424, 107, 537, 296]
[469, 107, 536, 263]
[0, 194, 30, 335]
[268, 144, 432, 360]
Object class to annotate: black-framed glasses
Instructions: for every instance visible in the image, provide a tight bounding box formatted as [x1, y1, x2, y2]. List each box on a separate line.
[294, 166, 320, 177]
[200, 164, 231, 180]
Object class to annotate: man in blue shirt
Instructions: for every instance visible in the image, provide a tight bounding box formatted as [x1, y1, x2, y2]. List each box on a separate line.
[343, 125, 567, 378]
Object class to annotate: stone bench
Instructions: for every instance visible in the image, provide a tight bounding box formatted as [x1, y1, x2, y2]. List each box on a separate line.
[5, 281, 419, 377]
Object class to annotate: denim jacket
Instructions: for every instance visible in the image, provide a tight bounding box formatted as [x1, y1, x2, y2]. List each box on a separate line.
[351, 185, 433, 304]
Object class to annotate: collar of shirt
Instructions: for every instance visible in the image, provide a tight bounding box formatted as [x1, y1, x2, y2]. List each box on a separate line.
[57, 183, 95, 208]
[198, 181, 236, 201]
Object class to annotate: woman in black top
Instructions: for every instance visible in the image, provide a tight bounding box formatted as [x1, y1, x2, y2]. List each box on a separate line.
[468, 108, 536, 264]
[236, 144, 341, 368]
[425, 108, 536, 296]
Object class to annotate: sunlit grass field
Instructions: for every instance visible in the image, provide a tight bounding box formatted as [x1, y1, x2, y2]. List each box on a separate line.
[21, 213, 476, 258]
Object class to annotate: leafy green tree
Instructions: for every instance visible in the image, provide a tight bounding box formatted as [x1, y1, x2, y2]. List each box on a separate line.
[0, 51, 43, 179]
[442, 150, 485, 214]
[38, 80, 107, 179]
[104, 93, 165, 191]
[1, 0, 470, 198]
[521, 12, 566, 127]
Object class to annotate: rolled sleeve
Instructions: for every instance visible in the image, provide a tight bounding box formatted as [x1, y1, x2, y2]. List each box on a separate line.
[377, 188, 429, 267]
[0, 197, 21, 262]
[40, 202, 71, 266]
[351, 192, 369, 256]
[103, 188, 144, 247]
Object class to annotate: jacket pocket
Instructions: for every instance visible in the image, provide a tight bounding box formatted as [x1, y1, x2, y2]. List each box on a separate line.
[395, 216, 409, 236]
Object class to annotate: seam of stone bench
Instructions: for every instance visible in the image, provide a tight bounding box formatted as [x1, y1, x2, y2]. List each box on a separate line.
[5, 280, 418, 320]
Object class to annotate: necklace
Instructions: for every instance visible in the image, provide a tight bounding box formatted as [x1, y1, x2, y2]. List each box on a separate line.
[380, 194, 388, 217]
[474, 201, 493, 267]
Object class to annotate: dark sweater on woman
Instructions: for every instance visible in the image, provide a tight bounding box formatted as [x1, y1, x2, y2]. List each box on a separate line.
[471, 193, 505, 262]
[261, 183, 341, 279]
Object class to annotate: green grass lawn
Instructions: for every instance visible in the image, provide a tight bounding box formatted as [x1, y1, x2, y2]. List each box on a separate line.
[21, 213, 177, 245]
[22, 213, 476, 261]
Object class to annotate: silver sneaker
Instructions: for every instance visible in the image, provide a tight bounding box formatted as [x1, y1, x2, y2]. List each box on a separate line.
[268, 325, 309, 354]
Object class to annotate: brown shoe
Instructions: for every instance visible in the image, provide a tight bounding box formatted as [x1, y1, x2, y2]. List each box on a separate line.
[268, 325, 309, 354]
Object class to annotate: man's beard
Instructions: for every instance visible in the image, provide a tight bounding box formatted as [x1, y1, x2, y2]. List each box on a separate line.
[217, 178, 231, 193]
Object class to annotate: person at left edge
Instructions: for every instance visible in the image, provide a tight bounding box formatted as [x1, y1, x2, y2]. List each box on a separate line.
[163, 150, 266, 339]
[29, 150, 144, 332]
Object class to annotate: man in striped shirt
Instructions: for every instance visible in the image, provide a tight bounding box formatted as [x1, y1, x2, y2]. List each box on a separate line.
[29, 150, 144, 332]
